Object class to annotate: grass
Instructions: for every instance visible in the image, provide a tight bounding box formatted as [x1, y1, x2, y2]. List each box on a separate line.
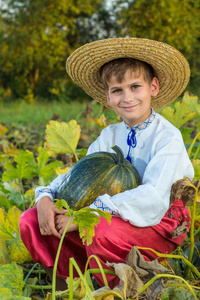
[0, 99, 90, 126]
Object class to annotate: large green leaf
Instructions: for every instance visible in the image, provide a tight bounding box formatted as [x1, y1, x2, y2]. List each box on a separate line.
[161, 101, 195, 129]
[35, 146, 63, 184]
[182, 92, 200, 117]
[2, 150, 35, 182]
[45, 120, 80, 157]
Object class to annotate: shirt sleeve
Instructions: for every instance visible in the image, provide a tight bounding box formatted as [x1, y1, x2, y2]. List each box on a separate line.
[88, 133, 194, 227]
[35, 174, 65, 203]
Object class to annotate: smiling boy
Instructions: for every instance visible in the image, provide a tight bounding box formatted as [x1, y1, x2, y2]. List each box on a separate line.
[20, 38, 194, 289]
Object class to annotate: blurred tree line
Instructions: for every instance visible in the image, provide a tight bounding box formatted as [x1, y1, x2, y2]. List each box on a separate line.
[0, 0, 199, 103]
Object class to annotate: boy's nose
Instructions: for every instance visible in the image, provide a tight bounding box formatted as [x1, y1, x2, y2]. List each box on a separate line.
[122, 90, 133, 102]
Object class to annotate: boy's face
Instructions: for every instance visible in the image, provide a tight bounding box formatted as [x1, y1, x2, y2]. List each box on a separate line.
[105, 69, 159, 128]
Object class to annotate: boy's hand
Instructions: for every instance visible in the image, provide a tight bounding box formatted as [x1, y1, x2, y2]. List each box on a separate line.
[36, 196, 66, 239]
[55, 214, 78, 236]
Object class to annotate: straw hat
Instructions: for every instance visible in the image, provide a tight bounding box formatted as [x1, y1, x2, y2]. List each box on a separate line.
[66, 37, 190, 110]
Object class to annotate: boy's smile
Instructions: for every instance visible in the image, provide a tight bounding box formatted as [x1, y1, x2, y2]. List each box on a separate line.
[105, 70, 159, 128]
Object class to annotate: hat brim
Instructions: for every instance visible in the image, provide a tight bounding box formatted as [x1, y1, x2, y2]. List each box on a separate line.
[66, 38, 190, 110]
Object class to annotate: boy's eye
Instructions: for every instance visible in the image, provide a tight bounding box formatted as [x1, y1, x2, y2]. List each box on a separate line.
[132, 85, 140, 89]
[112, 89, 121, 93]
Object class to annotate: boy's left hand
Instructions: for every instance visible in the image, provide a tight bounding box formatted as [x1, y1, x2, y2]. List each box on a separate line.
[55, 214, 78, 236]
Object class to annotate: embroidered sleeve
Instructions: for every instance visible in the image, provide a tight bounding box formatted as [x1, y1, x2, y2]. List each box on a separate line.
[92, 197, 120, 217]
[35, 187, 55, 202]
[34, 174, 65, 204]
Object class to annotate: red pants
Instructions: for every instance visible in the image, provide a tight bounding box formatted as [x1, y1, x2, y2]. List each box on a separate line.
[19, 200, 190, 288]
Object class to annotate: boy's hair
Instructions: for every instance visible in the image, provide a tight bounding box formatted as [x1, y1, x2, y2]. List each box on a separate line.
[100, 58, 156, 90]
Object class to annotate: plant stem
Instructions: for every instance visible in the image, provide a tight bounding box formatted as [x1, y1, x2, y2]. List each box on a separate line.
[136, 246, 200, 278]
[25, 284, 52, 289]
[84, 255, 109, 287]
[52, 216, 73, 300]
[69, 257, 95, 300]
[139, 274, 197, 300]
[20, 178, 25, 211]
[187, 226, 200, 242]
[188, 132, 200, 158]
[184, 185, 198, 278]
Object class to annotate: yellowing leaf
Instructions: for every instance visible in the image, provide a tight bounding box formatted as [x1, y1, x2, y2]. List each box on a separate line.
[161, 102, 195, 129]
[0, 207, 32, 263]
[55, 166, 70, 175]
[0, 239, 10, 264]
[0, 124, 8, 135]
[0, 262, 24, 295]
[73, 208, 111, 245]
[183, 91, 200, 117]
[45, 120, 80, 157]
[0, 287, 13, 299]
[192, 159, 200, 181]
[91, 286, 121, 299]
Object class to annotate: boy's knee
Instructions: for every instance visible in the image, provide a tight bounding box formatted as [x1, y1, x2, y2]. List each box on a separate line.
[19, 207, 38, 235]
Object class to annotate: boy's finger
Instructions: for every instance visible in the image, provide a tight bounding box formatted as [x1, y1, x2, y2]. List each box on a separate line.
[49, 223, 62, 239]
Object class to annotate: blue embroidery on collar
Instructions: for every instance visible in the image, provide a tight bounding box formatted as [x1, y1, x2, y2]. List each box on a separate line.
[126, 109, 156, 132]
[125, 109, 156, 163]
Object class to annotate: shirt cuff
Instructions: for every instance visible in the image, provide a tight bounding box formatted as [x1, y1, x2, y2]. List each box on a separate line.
[35, 187, 55, 203]
[90, 196, 120, 217]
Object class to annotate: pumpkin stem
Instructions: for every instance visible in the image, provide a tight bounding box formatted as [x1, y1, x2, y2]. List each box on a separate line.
[111, 145, 125, 165]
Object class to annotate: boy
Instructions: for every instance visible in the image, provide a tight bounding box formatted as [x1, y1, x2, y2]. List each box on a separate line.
[20, 38, 194, 289]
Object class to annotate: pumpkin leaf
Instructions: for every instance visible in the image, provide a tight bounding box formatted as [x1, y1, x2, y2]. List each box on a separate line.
[161, 101, 195, 129]
[0, 207, 32, 263]
[55, 166, 70, 175]
[2, 150, 35, 182]
[45, 120, 80, 157]
[107, 261, 143, 299]
[0, 262, 25, 295]
[73, 208, 111, 245]
[192, 159, 200, 181]
[0, 196, 11, 211]
[35, 146, 63, 184]
[55, 199, 71, 212]
[0, 288, 13, 299]
[161, 286, 200, 300]
[182, 91, 200, 117]
[170, 177, 196, 207]
[91, 286, 122, 299]
[0, 239, 10, 264]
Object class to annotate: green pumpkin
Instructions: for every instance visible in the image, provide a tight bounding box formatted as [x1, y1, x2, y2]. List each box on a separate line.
[55, 145, 140, 210]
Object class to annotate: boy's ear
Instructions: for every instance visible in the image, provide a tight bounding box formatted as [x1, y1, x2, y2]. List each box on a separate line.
[105, 91, 111, 106]
[151, 77, 159, 97]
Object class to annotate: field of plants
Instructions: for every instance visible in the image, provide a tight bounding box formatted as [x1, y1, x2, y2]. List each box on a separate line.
[0, 92, 200, 299]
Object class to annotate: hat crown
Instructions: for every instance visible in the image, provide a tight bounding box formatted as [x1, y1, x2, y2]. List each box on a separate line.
[66, 37, 190, 110]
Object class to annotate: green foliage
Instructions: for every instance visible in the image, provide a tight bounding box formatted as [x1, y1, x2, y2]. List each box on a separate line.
[0, 0, 104, 99]
[162, 286, 200, 300]
[0, 262, 31, 299]
[55, 199, 111, 245]
[2, 150, 35, 183]
[34, 146, 63, 185]
[114, 0, 200, 87]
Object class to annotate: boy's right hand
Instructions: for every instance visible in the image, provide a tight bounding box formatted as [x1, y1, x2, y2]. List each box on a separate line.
[36, 196, 65, 239]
